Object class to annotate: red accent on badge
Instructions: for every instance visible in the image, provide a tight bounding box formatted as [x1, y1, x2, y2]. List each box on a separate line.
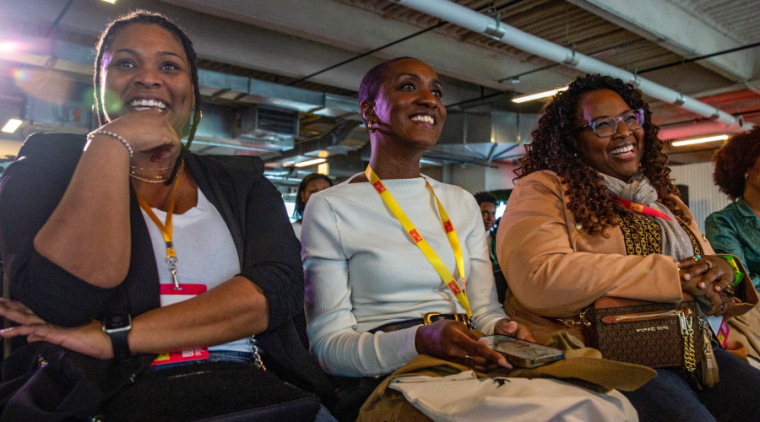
[409, 229, 423, 243]
[716, 319, 730, 348]
[373, 181, 386, 194]
[447, 281, 462, 295]
[443, 221, 454, 233]
[160, 284, 207, 295]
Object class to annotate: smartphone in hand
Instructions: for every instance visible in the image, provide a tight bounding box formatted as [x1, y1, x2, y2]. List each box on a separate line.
[481, 335, 565, 368]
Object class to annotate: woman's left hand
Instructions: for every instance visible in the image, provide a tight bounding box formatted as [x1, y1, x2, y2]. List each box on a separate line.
[703, 286, 736, 317]
[0, 299, 113, 359]
[677, 255, 734, 294]
[493, 319, 536, 342]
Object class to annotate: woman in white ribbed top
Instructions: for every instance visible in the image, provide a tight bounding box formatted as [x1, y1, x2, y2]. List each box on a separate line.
[302, 57, 533, 381]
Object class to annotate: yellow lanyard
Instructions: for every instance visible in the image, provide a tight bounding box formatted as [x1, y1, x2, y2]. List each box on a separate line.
[365, 166, 472, 320]
[136, 160, 184, 289]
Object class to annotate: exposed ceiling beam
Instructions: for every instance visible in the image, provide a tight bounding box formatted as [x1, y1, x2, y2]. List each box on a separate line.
[567, 0, 756, 82]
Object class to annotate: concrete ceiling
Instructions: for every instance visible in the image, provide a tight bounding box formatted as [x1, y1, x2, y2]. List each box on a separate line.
[0, 0, 758, 168]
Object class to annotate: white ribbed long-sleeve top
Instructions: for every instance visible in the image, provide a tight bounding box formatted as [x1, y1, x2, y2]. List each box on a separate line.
[302, 173, 507, 377]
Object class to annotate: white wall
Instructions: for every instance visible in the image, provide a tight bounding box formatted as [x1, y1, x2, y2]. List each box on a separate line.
[669, 162, 732, 234]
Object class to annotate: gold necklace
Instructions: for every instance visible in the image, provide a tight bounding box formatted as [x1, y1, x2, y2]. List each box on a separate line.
[130, 163, 183, 184]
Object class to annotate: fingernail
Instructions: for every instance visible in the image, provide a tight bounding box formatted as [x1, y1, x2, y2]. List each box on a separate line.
[498, 357, 508, 367]
[684, 274, 691, 280]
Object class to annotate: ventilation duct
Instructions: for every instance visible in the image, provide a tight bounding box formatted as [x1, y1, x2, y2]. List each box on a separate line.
[433, 111, 539, 163]
[392, 0, 745, 131]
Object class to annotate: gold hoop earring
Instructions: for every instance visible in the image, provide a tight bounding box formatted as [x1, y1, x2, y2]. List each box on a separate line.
[367, 121, 376, 133]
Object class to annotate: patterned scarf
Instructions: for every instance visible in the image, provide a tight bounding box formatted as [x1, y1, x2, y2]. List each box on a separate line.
[601, 173, 694, 260]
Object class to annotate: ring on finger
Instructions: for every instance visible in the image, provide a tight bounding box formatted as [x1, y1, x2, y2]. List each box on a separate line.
[464, 355, 475, 368]
[693, 255, 701, 262]
[723, 286, 736, 297]
[705, 260, 713, 270]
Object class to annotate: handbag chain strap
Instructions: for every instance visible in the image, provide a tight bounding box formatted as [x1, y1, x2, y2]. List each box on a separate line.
[680, 313, 697, 372]
[249, 335, 267, 371]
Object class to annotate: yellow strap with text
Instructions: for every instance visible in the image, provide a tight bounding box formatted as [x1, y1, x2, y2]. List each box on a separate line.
[365, 166, 472, 320]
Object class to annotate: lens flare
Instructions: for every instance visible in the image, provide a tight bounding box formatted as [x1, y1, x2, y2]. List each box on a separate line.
[12, 68, 30, 81]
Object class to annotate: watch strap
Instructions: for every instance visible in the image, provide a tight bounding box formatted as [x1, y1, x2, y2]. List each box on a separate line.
[108, 329, 131, 361]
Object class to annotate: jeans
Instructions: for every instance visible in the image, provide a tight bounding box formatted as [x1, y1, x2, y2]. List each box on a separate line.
[621, 348, 760, 421]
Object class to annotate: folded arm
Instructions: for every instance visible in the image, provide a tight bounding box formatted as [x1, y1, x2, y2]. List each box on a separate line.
[497, 171, 683, 318]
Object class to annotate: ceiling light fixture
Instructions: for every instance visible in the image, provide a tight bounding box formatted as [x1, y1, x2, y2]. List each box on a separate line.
[294, 158, 326, 168]
[512, 86, 568, 103]
[101, 0, 117, 4]
[1, 118, 22, 133]
[671, 134, 729, 147]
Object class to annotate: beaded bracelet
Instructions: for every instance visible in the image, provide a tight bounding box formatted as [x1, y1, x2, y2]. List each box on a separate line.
[87, 130, 134, 158]
[718, 255, 745, 287]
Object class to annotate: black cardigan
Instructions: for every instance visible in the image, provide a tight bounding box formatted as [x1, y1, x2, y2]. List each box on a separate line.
[0, 133, 332, 403]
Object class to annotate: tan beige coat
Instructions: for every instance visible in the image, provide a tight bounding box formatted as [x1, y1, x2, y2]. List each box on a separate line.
[497, 170, 758, 344]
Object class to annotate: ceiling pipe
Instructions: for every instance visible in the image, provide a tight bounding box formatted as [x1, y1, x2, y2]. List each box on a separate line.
[391, 0, 743, 129]
[658, 117, 750, 141]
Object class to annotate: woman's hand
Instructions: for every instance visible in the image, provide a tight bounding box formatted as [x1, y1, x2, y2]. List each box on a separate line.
[677, 255, 734, 294]
[493, 319, 536, 342]
[0, 299, 114, 359]
[702, 286, 736, 317]
[415, 320, 511, 372]
[95, 110, 181, 162]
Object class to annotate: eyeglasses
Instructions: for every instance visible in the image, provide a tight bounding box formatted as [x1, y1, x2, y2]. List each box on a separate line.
[577, 108, 645, 138]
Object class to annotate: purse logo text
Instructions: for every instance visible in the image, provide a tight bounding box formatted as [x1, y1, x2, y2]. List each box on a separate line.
[636, 326, 669, 333]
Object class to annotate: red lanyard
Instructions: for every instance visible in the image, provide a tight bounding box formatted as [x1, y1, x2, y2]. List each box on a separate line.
[613, 196, 672, 221]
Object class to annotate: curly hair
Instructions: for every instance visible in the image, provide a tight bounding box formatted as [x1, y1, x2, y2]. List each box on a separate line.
[474, 191, 497, 205]
[517, 74, 686, 235]
[93, 10, 202, 148]
[713, 126, 760, 201]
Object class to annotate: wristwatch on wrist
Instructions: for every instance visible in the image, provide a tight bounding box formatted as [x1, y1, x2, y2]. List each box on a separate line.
[102, 313, 132, 361]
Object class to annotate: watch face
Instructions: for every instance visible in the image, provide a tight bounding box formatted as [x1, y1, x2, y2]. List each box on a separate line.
[105, 313, 131, 330]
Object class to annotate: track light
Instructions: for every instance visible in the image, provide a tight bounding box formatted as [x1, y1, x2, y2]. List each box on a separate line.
[671, 135, 729, 147]
[512, 87, 568, 103]
[1, 119, 22, 133]
[294, 158, 326, 168]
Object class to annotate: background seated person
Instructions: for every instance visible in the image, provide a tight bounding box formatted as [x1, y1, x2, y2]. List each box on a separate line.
[707, 126, 760, 363]
[292, 172, 333, 241]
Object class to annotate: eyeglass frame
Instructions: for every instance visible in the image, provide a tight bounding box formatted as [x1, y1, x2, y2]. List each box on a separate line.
[575, 108, 645, 138]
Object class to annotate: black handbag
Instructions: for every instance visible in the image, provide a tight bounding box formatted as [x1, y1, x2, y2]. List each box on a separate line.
[102, 361, 321, 422]
[0, 343, 321, 422]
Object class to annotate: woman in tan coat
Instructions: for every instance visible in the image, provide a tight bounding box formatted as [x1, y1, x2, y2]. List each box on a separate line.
[498, 73, 760, 421]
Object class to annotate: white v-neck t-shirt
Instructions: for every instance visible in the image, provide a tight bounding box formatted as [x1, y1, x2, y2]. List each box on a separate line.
[142, 188, 249, 352]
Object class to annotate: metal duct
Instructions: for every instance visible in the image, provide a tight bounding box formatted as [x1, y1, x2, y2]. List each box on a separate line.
[392, 0, 744, 130]
[434, 111, 539, 163]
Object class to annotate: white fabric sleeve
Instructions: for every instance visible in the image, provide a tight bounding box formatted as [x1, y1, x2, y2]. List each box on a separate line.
[303, 194, 419, 377]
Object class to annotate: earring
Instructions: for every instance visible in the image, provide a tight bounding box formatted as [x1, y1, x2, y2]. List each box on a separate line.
[367, 121, 376, 133]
